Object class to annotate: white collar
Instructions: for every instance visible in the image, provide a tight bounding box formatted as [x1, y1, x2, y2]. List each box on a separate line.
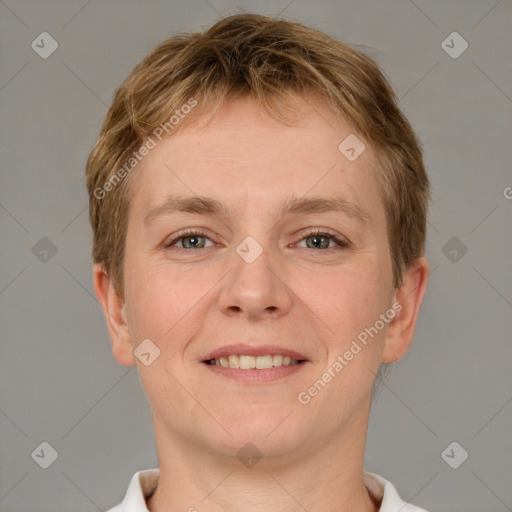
[107, 468, 429, 511]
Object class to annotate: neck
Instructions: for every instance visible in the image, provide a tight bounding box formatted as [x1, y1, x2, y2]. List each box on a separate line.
[146, 401, 380, 512]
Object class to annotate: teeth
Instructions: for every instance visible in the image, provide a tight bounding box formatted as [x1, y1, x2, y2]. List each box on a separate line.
[272, 355, 283, 366]
[256, 355, 273, 369]
[208, 354, 300, 369]
[228, 355, 240, 368]
[239, 355, 254, 369]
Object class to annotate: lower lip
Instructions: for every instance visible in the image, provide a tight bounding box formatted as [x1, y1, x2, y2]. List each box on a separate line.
[202, 361, 308, 383]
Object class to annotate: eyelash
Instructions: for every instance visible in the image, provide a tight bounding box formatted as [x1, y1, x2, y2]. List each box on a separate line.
[164, 228, 351, 251]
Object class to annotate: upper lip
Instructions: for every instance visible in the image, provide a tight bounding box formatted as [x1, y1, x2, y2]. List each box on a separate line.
[202, 343, 309, 362]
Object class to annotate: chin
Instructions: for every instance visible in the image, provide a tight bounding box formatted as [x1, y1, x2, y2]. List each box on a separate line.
[211, 412, 306, 458]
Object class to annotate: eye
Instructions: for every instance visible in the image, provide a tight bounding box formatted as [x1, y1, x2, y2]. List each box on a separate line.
[164, 228, 351, 251]
[295, 229, 350, 250]
[164, 229, 214, 250]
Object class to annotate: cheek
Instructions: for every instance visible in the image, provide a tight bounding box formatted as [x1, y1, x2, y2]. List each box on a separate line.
[124, 257, 216, 341]
[310, 263, 391, 382]
[315, 261, 386, 325]
[123, 256, 169, 340]
[314, 269, 389, 399]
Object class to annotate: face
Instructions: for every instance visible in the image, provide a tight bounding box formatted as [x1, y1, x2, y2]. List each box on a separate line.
[108, 95, 405, 461]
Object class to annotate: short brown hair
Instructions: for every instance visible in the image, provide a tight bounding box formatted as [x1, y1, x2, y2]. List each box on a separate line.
[85, 13, 430, 298]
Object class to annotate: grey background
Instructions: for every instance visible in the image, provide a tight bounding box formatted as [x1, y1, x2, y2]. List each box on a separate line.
[0, 0, 511, 511]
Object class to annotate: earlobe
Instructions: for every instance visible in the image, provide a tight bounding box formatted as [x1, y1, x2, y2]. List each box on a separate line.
[381, 257, 430, 364]
[92, 263, 137, 367]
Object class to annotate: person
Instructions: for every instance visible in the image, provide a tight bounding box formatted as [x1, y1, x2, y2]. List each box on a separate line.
[86, 12, 431, 512]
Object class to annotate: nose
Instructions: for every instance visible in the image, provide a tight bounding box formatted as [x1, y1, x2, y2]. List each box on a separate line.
[217, 237, 293, 321]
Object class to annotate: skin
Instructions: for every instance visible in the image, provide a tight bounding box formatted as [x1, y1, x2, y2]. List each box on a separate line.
[94, 94, 429, 512]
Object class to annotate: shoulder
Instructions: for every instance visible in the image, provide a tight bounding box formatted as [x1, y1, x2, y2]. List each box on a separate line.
[104, 468, 160, 512]
[363, 471, 430, 512]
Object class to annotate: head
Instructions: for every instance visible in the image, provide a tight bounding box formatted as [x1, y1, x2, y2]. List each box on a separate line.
[87, 14, 429, 461]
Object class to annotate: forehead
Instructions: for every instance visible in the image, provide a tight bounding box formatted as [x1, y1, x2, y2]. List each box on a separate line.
[128, 95, 385, 232]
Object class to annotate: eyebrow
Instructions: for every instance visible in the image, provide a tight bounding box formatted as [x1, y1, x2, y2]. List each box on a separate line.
[143, 195, 370, 227]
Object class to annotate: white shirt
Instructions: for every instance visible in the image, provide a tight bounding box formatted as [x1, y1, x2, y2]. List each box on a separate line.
[105, 468, 429, 511]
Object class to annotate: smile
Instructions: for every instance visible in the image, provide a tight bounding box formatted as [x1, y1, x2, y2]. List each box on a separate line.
[206, 354, 301, 369]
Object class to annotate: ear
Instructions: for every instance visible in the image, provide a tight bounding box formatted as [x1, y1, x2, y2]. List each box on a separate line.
[93, 263, 136, 366]
[381, 256, 430, 364]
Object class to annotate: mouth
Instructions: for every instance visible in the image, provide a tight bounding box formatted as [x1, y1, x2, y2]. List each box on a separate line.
[203, 354, 305, 369]
[201, 345, 309, 384]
